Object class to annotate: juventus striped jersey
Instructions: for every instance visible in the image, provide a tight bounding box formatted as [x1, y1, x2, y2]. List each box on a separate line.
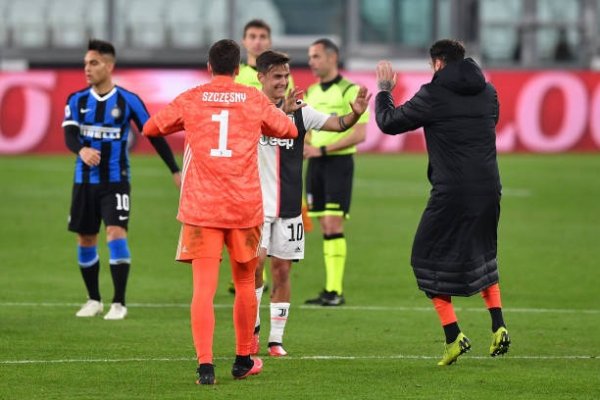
[62, 86, 149, 184]
[258, 105, 329, 218]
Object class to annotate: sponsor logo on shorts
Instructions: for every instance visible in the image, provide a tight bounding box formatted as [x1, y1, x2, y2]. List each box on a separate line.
[118, 215, 129, 221]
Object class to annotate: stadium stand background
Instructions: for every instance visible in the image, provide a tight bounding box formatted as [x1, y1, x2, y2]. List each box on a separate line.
[1, 0, 600, 69]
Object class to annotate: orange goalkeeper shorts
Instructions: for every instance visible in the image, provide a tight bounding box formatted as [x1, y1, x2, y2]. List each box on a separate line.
[176, 224, 262, 264]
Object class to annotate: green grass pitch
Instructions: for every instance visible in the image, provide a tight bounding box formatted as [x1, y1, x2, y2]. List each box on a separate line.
[1, 154, 599, 399]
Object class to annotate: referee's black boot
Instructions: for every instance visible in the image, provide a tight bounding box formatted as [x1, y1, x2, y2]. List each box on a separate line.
[321, 291, 345, 306]
[305, 290, 328, 305]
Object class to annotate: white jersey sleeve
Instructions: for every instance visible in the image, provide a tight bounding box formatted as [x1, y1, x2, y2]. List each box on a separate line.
[301, 105, 329, 131]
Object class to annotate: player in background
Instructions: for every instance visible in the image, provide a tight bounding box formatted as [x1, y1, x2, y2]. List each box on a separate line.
[143, 40, 298, 385]
[375, 39, 510, 365]
[252, 50, 371, 356]
[236, 19, 295, 90]
[232, 18, 300, 295]
[63, 39, 180, 320]
[303, 38, 370, 306]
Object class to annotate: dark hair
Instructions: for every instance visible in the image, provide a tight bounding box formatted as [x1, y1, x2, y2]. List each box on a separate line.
[208, 39, 241, 75]
[256, 50, 290, 74]
[88, 39, 116, 58]
[311, 38, 339, 56]
[429, 39, 465, 64]
[243, 19, 271, 37]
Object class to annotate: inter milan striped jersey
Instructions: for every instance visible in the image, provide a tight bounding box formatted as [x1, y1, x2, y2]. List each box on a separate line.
[258, 105, 328, 218]
[62, 86, 149, 184]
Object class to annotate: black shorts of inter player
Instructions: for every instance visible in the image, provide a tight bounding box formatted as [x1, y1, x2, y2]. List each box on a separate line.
[68, 182, 131, 234]
[305, 154, 354, 217]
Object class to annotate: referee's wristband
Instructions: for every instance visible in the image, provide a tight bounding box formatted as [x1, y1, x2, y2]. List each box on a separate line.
[320, 146, 327, 156]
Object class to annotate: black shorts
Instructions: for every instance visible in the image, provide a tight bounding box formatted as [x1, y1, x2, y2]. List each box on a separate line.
[305, 154, 354, 217]
[68, 182, 131, 234]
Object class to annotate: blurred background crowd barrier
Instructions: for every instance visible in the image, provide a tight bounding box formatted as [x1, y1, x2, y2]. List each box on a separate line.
[2, 0, 600, 154]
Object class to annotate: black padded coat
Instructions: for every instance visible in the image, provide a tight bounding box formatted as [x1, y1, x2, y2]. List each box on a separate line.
[375, 58, 502, 297]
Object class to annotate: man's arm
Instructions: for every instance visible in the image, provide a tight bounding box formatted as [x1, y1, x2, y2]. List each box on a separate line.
[304, 86, 371, 158]
[62, 94, 100, 166]
[375, 61, 430, 135]
[64, 124, 83, 154]
[138, 100, 182, 187]
[261, 93, 298, 139]
[141, 92, 185, 137]
[304, 123, 367, 158]
[319, 86, 371, 132]
[375, 90, 429, 135]
[147, 136, 180, 173]
[64, 124, 101, 166]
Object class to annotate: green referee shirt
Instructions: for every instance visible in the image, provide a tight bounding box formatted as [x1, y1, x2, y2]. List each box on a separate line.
[235, 63, 295, 91]
[304, 75, 369, 155]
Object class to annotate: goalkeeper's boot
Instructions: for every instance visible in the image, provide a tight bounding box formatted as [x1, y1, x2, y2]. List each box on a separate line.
[267, 343, 288, 357]
[437, 332, 471, 366]
[196, 363, 216, 385]
[490, 326, 510, 357]
[232, 357, 263, 379]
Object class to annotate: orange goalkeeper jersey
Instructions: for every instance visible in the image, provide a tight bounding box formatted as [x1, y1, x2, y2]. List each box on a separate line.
[145, 75, 298, 228]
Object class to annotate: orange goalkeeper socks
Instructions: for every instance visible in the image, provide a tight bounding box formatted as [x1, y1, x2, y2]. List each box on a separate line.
[432, 295, 460, 343]
[481, 283, 502, 308]
[481, 283, 506, 331]
[191, 257, 220, 364]
[432, 295, 457, 326]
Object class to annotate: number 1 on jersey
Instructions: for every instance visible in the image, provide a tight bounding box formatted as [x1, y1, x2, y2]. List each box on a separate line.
[210, 110, 233, 157]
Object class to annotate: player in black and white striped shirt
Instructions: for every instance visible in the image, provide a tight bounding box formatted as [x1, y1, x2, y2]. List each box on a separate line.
[251, 50, 371, 356]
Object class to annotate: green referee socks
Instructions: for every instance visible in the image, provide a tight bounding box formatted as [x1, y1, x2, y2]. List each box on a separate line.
[323, 234, 347, 294]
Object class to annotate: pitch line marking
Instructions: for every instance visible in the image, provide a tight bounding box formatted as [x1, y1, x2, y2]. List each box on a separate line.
[1, 302, 598, 315]
[1, 354, 597, 365]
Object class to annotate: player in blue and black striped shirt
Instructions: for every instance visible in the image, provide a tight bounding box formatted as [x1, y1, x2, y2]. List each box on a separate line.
[63, 39, 180, 320]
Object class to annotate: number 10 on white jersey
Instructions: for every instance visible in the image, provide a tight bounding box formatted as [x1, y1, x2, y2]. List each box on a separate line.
[210, 110, 233, 157]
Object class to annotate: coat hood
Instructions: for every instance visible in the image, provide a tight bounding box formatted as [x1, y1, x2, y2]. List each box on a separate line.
[432, 58, 486, 95]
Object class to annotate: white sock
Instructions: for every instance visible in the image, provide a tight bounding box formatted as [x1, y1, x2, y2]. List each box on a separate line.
[269, 302, 290, 345]
[254, 286, 264, 332]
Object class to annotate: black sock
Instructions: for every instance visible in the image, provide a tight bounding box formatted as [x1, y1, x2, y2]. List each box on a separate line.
[234, 355, 253, 368]
[489, 307, 505, 332]
[110, 263, 130, 305]
[80, 261, 100, 301]
[442, 322, 460, 344]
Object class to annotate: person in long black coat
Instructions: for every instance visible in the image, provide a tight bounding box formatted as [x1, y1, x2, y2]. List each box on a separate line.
[374, 39, 510, 366]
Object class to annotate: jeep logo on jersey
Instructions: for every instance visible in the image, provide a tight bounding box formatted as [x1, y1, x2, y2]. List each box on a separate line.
[259, 135, 294, 149]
